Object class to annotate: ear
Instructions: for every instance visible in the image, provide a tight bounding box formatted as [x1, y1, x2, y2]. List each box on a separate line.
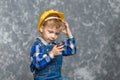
[40, 26, 44, 33]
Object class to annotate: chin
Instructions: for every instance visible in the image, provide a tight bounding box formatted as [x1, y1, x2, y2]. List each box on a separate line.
[50, 41, 55, 43]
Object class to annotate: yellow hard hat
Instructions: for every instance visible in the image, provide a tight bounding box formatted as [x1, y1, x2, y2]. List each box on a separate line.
[37, 9, 64, 33]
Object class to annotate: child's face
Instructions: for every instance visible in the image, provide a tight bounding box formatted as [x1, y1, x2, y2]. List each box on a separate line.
[40, 20, 62, 43]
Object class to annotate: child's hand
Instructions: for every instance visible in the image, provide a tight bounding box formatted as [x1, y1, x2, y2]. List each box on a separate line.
[50, 45, 64, 56]
[62, 21, 73, 38]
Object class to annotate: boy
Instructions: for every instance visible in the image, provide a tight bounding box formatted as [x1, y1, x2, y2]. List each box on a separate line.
[30, 9, 76, 80]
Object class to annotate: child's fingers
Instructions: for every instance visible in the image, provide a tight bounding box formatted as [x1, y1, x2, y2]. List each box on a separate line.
[59, 48, 65, 52]
[52, 45, 64, 55]
[63, 21, 69, 28]
[57, 45, 64, 48]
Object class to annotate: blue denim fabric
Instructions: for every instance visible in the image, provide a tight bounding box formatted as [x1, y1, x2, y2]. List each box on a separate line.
[30, 37, 76, 80]
[33, 44, 63, 80]
[34, 77, 70, 80]
[34, 56, 62, 80]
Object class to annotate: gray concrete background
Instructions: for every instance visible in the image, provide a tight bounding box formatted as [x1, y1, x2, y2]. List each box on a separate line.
[0, 0, 120, 80]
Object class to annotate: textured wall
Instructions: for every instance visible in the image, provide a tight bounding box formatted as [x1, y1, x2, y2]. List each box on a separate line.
[0, 0, 120, 80]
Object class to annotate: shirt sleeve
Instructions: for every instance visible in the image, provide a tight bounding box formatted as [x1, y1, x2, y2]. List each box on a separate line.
[30, 41, 52, 70]
[62, 37, 76, 56]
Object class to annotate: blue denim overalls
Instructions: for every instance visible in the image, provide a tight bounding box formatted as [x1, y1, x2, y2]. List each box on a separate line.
[30, 37, 76, 80]
[33, 43, 68, 80]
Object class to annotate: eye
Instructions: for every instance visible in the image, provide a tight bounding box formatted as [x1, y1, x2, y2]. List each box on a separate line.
[56, 32, 60, 35]
[48, 30, 53, 33]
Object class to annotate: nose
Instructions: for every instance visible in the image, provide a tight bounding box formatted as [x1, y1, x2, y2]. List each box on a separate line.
[51, 34, 56, 39]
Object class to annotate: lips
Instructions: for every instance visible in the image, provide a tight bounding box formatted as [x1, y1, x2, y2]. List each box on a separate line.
[49, 39, 55, 42]
[49, 40, 54, 42]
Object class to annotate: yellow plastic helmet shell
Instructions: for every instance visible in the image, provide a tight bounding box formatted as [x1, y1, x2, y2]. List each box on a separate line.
[37, 9, 64, 33]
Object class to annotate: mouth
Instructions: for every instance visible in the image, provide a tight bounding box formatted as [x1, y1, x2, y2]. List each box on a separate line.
[49, 39, 55, 42]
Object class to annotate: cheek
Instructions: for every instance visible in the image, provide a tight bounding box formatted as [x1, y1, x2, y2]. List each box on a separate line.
[55, 34, 58, 38]
[46, 32, 52, 37]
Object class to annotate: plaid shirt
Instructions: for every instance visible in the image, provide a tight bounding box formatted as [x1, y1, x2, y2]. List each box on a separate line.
[30, 37, 76, 72]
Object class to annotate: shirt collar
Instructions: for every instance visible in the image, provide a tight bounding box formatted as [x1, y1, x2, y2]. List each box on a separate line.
[37, 37, 48, 46]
